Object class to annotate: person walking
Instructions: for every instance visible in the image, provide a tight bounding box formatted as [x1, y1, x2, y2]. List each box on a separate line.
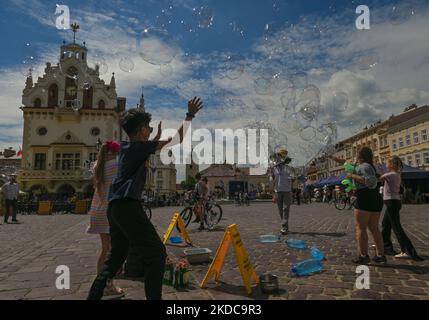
[271, 149, 292, 235]
[381, 156, 423, 261]
[1, 175, 19, 224]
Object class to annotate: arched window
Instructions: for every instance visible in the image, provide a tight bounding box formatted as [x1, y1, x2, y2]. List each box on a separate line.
[82, 87, 93, 109]
[98, 100, 106, 109]
[34, 98, 41, 108]
[48, 84, 59, 107]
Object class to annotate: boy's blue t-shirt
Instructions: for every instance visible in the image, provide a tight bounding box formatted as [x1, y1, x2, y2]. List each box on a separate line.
[108, 141, 158, 202]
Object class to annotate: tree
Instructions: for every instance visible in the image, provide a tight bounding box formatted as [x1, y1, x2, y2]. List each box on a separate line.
[180, 176, 196, 191]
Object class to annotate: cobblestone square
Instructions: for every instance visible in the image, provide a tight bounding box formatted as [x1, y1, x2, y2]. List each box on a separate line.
[0, 202, 428, 300]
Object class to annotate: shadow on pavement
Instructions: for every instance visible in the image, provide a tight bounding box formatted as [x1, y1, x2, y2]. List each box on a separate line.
[210, 281, 288, 300]
[376, 264, 429, 274]
[288, 231, 347, 238]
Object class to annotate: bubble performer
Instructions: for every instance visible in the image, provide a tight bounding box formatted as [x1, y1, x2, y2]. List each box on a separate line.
[269, 148, 293, 235]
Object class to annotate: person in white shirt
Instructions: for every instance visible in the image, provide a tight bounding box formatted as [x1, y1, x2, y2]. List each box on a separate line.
[1, 175, 19, 223]
[270, 149, 292, 235]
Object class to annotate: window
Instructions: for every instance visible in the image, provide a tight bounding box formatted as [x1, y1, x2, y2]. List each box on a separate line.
[55, 153, 81, 170]
[415, 154, 421, 166]
[407, 156, 413, 166]
[98, 100, 106, 109]
[379, 137, 383, 147]
[34, 98, 41, 108]
[413, 132, 419, 144]
[48, 84, 58, 107]
[89, 153, 97, 162]
[406, 135, 411, 146]
[34, 153, 46, 170]
[157, 171, 163, 179]
[424, 152, 429, 164]
[392, 139, 397, 150]
[399, 137, 404, 148]
[156, 181, 162, 190]
[37, 127, 48, 136]
[422, 129, 428, 142]
[373, 139, 378, 150]
[383, 137, 387, 146]
[90, 127, 100, 136]
[400, 157, 406, 163]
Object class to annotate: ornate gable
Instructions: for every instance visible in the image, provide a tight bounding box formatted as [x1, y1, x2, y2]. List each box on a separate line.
[53, 130, 82, 144]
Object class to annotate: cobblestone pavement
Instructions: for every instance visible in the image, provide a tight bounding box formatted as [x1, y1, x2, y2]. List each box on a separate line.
[0, 202, 428, 300]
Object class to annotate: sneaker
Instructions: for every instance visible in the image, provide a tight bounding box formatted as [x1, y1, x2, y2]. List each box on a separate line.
[352, 255, 370, 264]
[394, 252, 411, 259]
[280, 228, 289, 235]
[384, 248, 399, 256]
[372, 255, 387, 264]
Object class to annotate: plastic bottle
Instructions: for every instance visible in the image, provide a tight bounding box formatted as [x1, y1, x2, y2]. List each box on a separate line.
[310, 247, 325, 261]
[286, 239, 307, 249]
[291, 259, 323, 276]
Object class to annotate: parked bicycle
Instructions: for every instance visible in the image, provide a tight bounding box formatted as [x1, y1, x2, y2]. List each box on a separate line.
[334, 194, 357, 210]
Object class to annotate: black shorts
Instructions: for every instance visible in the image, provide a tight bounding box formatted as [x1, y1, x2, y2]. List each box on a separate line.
[355, 188, 383, 212]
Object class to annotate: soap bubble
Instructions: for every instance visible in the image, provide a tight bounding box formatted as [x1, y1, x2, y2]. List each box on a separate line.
[160, 64, 174, 77]
[80, 75, 93, 90]
[194, 6, 214, 28]
[229, 21, 245, 37]
[137, 27, 180, 66]
[296, 85, 321, 122]
[119, 56, 134, 73]
[155, 8, 173, 29]
[87, 54, 109, 75]
[332, 92, 349, 112]
[220, 54, 245, 80]
[254, 77, 274, 95]
[357, 53, 378, 70]
[280, 85, 297, 112]
[253, 98, 275, 112]
[290, 71, 308, 89]
[19, 43, 40, 78]
[300, 126, 316, 141]
[281, 113, 306, 135]
[390, 3, 415, 25]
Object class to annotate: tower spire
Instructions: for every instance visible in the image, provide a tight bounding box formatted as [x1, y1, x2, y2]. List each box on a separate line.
[138, 86, 145, 110]
[70, 22, 80, 44]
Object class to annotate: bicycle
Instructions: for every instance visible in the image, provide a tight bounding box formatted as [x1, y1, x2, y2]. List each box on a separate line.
[177, 195, 223, 231]
[334, 194, 357, 210]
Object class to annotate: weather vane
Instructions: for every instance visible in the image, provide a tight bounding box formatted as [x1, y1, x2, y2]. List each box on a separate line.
[70, 22, 80, 44]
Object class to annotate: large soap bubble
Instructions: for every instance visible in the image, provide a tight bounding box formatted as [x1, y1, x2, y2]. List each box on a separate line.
[137, 27, 180, 65]
[390, 3, 415, 25]
[300, 126, 316, 141]
[332, 92, 349, 112]
[119, 56, 134, 73]
[296, 85, 320, 122]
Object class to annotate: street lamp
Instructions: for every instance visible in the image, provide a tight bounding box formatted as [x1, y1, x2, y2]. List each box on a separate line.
[96, 138, 103, 151]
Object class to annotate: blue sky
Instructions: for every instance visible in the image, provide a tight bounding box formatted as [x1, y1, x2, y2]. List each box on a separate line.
[1, 0, 429, 178]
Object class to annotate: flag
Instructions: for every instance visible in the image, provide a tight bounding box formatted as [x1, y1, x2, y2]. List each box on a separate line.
[17, 148, 22, 157]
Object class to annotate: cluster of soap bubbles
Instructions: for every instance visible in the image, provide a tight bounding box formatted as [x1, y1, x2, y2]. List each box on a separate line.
[19, 43, 40, 79]
[193, 6, 214, 28]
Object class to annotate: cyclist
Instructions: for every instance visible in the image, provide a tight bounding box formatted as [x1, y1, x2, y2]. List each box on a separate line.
[192, 173, 208, 230]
